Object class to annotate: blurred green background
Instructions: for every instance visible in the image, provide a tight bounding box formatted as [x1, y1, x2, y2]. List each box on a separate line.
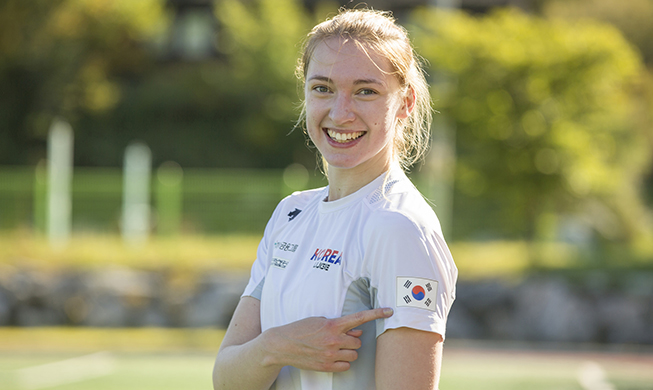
[2, 0, 652, 249]
[1, 0, 653, 388]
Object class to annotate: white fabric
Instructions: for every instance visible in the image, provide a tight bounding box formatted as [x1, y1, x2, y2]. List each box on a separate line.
[242, 166, 458, 390]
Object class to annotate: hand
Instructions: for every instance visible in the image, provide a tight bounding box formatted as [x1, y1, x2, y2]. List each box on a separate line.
[263, 308, 394, 372]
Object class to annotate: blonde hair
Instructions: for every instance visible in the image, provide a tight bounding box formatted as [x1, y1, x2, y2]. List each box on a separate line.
[296, 8, 433, 172]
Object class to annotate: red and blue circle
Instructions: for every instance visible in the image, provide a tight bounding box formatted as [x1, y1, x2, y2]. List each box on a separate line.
[411, 285, 425, 301]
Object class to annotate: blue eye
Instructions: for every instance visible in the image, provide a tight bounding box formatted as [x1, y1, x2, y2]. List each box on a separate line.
[358, 88, 377, 96]
[313, 85, 329, 93]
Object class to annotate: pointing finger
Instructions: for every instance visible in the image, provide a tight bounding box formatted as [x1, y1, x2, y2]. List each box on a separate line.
[337, 308, 393, 331]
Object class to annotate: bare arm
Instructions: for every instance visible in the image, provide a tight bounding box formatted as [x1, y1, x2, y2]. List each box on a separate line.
[213, 296, 394, 390]
[375, 327, 444, 390]
[212, 297, 281, 390]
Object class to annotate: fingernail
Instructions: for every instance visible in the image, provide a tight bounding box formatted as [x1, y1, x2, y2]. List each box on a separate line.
[383, 308, 394, 316]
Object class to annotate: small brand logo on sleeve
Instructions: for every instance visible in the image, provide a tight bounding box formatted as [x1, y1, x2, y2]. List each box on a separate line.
[396, 277, 438, 312]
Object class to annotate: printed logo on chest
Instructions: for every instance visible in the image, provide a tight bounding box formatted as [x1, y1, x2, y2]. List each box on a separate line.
[309, 248, 343, 271]
[271, 241, 299, 270]
[274, 241, 299, 252]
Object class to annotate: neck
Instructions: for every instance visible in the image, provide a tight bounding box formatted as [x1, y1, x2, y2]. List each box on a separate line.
[325, 159, 396, 202]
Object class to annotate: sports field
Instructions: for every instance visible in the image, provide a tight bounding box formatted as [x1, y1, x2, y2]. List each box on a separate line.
[1, 329, 652, 390]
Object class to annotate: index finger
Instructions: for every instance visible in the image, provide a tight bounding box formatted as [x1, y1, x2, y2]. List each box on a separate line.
[336, 308, 394, 331]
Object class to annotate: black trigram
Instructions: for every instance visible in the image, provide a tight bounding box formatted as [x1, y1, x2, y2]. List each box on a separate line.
[425, 283, 432, 292]
[424, 298, 432, 307]
[403, 295, 412, 304]
[403, 280, 412, 289]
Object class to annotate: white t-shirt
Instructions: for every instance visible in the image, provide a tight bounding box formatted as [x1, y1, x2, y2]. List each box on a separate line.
[242, 167, 458, 390]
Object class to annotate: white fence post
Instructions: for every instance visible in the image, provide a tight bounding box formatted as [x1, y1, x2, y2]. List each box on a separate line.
[121, 142, 152, 246]
[46, 119, 74, 248]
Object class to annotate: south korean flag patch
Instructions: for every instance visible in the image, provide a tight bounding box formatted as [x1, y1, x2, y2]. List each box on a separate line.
[396, 277, 438, 312]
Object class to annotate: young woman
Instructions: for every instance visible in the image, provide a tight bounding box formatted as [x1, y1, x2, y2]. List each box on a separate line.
[213, 8, 457, 390]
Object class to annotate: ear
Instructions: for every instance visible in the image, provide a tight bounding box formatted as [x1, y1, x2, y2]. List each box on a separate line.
[396, 87, 416, 120]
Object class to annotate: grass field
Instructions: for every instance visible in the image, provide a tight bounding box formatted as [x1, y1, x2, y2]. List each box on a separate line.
[1, 328, 652, 390]
[441, 341, 653, 390]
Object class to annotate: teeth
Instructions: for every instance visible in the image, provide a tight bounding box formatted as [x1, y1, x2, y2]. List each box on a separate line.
[326, 129, 365, 143]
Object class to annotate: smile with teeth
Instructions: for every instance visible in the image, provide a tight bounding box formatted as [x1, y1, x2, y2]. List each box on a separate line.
[326, 129, 366, 143]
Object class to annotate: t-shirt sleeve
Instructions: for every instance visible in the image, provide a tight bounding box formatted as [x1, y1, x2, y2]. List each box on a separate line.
[364, 212, 458, 339]
[241, 199, 286, 300]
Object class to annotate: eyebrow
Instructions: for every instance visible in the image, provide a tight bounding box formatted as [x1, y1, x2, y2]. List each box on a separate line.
[307, 75, 385, 86]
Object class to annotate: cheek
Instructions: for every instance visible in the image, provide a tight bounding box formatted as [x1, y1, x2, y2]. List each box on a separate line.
[306, 108, 320, 129]
[305, 98, 321, 120]
[305, 107, 322, 141]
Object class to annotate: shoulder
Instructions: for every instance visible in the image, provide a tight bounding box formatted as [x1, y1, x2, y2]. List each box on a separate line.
[268, 186, 325, 224]
[286, 186, 326, 203]
[282, 187, 326, 213]
[363, 177, 443, 241]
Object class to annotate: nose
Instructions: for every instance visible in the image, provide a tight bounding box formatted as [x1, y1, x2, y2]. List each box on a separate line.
[329, 93, 356, 125]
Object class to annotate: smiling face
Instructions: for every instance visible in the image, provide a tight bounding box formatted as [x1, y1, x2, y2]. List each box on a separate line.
[304, 38, 411, 178]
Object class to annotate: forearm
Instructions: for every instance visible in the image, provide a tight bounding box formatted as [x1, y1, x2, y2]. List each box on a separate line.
[212, 330, 282, 390]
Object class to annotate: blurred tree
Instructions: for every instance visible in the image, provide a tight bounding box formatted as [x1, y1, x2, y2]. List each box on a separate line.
[410, 8, 652, 247]
[543, 0, 653, 65]
[541, 0, 653, 214]
[210, 0, 314, 167]
[0, 0, 169, 165]
[73, 0, 315, 169]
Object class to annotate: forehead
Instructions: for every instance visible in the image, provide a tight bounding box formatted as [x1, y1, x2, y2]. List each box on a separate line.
[307, 38, 395, 81]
